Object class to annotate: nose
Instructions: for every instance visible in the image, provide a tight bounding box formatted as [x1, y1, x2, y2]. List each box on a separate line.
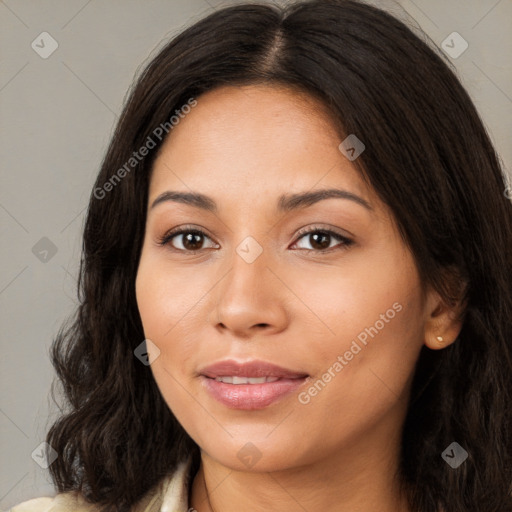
[210, 242, 288, 339]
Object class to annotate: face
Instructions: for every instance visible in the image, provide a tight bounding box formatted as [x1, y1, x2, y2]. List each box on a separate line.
[135, 84, 432, 473]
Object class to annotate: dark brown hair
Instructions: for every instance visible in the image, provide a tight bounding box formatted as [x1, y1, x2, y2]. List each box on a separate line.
[46, 1, 512, 511]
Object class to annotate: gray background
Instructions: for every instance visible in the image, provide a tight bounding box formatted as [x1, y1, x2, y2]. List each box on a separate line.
[1, 0, 511, 509]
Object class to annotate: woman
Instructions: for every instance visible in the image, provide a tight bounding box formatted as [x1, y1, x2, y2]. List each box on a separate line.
[12, 0, 512, 511]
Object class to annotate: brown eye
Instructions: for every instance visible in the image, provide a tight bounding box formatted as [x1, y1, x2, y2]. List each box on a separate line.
[293, 228, 354, 252]
[307, 232, 332, 250]
[177, 231, 205, 251]
[158, 228, 217, 252]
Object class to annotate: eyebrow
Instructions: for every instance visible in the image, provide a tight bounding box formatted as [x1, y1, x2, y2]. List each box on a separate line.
[150, 188, 372, 213]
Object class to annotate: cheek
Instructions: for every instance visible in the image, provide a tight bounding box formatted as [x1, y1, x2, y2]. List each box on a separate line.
[301, 253, 425, 415]
[135, 256, 202, 415]
[288, 250, 423, 357]
[135, 252, 209, 340]
[135, 252, 217, 401]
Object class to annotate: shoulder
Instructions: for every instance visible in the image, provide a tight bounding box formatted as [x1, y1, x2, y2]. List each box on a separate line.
[10, 457, 195, 512]
[9, 491, 99, 511]
[9, 497, 54, 512]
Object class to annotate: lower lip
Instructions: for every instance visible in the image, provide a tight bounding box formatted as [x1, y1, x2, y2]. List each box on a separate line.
[201, 376, 308, 410]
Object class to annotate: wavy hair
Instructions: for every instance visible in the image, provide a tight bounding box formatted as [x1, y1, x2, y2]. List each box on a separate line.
[46, 1, 512, 511]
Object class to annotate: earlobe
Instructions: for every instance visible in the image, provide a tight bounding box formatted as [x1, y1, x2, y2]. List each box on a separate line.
[425, 332, 457, 350]
[423, 288, 465, 351]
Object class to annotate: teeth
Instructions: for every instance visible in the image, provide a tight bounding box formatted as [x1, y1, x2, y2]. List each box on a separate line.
[214, 376, 281, 384]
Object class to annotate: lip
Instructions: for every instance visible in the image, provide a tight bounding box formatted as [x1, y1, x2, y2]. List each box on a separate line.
[199, 360, 308, 379]
[199, 359, 309, 410]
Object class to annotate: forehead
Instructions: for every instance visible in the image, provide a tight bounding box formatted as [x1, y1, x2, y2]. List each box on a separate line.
[149, 84, 373, 209]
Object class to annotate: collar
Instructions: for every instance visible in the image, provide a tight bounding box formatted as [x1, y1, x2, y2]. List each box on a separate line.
[158, 457, 194, 512]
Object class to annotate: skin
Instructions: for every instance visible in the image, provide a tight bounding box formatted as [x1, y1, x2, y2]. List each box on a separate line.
[135, 84, 463, 512]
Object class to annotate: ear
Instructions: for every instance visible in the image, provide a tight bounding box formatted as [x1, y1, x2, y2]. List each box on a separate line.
[423, 281, 466, 350]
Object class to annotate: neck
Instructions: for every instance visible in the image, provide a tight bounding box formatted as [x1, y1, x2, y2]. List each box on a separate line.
[189, 424, 410, 512]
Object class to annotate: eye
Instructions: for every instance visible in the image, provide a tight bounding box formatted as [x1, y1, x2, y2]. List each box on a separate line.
[157, 225, 354, 254]
[291, 226, 354, 252]
[157, 225, 218, 253]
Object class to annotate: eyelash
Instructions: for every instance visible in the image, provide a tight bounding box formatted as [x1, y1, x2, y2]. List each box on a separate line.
[157, 224, 354, 254]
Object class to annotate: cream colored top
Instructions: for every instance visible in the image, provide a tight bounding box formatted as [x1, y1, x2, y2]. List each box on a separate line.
[9, 459, 192, 512]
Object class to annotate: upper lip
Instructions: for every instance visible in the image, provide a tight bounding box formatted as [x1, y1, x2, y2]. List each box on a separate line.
[199, 360, 308, 379]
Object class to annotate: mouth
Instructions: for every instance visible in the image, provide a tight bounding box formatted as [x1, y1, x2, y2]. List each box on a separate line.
[211, 376, 282, 384]
[199, 359, 309, 410]
[199, 359, 308, 379]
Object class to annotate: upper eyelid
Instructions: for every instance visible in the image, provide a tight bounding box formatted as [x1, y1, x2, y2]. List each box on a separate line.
[160, 225, 352, 250]
[291, 228, 352, 249]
